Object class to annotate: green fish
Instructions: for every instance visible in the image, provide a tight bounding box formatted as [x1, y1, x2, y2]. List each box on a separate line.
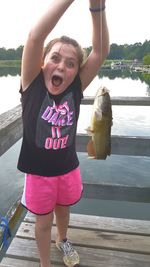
[86, 86, 113, 159]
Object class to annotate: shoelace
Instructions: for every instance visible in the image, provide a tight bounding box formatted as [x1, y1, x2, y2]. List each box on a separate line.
[61, 241, 77, 259]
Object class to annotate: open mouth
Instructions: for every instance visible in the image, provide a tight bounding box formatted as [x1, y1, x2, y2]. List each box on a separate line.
[52, 75, 63, 87]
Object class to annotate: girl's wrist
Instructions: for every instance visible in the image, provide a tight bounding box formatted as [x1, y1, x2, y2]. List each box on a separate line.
[89, 5, 105, 12]
[89, 0, 106, 12]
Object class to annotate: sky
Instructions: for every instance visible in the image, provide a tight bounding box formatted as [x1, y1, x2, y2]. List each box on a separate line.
[0, 0, 150, 49]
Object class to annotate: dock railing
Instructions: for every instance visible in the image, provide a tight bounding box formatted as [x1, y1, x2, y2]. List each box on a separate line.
[0, 96, 150, 203]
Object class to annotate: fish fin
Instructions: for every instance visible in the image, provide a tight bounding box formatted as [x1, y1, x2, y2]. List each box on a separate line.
[86, 127, 93, 136]
[87, 139, 96, 159]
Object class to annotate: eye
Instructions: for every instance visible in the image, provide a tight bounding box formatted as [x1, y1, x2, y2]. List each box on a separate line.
[66, 61, 75, 68]
[51, 54, 60, 63]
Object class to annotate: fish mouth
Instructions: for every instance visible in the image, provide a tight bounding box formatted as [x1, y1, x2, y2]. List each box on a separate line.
[51, 75, 63, 87]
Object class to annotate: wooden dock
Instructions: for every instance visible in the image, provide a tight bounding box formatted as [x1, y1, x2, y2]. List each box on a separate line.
[1, 212, 150, 267]
[1, 98, 150, 266]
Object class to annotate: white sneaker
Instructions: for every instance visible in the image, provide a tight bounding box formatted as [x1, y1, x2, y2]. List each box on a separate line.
[56, 238, 80, 267]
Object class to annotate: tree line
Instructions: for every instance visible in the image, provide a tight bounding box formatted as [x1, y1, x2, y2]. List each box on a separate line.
[87, 40, 150, 61]
[0, 46, 23, 60]
[0, 40, 150, 61]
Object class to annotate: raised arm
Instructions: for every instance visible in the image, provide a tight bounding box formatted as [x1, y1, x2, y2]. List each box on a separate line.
[21, 0, 75, 91]
[79, 0, 110, 91]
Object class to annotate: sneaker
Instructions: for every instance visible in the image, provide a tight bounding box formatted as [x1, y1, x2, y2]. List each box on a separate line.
[56, 238, 80, 267]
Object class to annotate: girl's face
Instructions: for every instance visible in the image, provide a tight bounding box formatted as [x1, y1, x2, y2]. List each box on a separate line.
[42, 42, 79, 95]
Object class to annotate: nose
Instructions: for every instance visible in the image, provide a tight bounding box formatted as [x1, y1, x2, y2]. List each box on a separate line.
[57, 60, 65, 71]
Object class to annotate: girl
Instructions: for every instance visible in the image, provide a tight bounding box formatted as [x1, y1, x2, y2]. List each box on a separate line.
[17, 0, 109, 266]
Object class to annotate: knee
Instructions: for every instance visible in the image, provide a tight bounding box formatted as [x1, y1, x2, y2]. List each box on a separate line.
[35, 221, 50, 233]
[35, 213, 54, 233]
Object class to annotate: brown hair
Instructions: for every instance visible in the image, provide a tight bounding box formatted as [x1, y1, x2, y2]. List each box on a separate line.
[43, 36, 87, 68]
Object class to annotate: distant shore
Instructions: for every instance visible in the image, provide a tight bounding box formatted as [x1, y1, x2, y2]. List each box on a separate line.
[0, 60, 21, 68]
[0, 59, 133, 67]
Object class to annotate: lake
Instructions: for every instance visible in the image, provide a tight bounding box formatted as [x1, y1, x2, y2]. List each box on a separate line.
[0, 68, 150, 220]
[0, 69, 150, 136]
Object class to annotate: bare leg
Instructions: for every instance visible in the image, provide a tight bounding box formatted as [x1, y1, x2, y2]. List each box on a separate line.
[55, 205, 70, 242]
[35, 212, 54, 267]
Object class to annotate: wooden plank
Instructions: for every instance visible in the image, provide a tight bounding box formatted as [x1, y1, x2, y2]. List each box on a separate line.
[0, 258, 63, 267]
[25, 212, 150, 235]
[16, 222, 150, 255]
[0, 201, 25, 249]
[82, 183, 150, 202]
[0, 103, 150, 157]
[82, 96, 150, 106]
[0, 258, 39, 267]
[76, 134, 150, 156]
[2, 213, 150, 266]
[3, 237, 150, 267]
[0, 105, 22, 156]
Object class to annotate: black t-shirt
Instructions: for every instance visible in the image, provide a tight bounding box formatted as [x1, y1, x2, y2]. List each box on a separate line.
[17, 70, 83, 176]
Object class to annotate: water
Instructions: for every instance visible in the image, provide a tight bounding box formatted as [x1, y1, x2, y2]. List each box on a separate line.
[79, 74, 150, 136]
[78, 105, 150, 136]
[1, 141, 150, 220]
[0, 69, 150, 220]
[0, 75, 20, 114]
[1, 71, 150, 136]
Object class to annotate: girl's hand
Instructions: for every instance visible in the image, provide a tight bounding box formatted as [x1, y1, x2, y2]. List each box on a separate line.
[89, 0, 106, 8]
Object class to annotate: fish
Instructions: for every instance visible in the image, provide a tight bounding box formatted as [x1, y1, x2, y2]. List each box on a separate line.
[86, 86, 113, 159]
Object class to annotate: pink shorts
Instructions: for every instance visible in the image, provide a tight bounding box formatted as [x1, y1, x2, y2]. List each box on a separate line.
[21, 167, 83, 215]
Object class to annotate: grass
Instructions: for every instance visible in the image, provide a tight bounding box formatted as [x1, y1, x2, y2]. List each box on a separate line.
[0, 60, 21, 67]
